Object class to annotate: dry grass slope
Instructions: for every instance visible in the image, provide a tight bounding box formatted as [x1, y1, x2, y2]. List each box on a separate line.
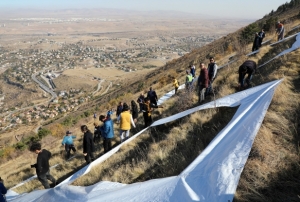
[1, 5, 300, 201]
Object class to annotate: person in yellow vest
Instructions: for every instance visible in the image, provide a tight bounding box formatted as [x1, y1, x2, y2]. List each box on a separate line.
[117, 104, 136, 143]
[185, 70, 193, 90]
[173, 77, 179, 94]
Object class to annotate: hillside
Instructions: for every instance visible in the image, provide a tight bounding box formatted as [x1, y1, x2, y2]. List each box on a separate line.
[2, 1, 300, 202]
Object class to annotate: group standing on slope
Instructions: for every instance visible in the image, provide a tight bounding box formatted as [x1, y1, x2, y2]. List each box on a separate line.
[17, 19, 290, 192]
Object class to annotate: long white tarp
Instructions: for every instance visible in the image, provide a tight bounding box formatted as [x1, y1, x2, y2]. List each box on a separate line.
[7, 79, 282, 202]
[259, 32, 300, 68]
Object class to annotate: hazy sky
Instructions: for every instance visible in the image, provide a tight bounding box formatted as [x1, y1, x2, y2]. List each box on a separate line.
[0, 0, 288, 19]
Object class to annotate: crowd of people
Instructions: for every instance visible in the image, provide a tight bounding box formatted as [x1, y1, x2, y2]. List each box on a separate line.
[9, 22, 283, 192]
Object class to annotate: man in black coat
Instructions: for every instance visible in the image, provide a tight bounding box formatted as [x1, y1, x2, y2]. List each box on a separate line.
[252, 33, 260, 52]
[147, 87, 158, 106]
[238, 60, 257, 89]
[30, 142, 56, 189]
[81, 125, 95, 164]
[258, 29, 265, 47]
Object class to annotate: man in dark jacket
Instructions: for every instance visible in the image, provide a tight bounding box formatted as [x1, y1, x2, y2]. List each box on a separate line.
[252, 33, 260, 52]
[116, 102, 123, 123]
[99, 115, 114, 153]
[258, 29, 265, 47]
[30, 142, 56, 189]
[0, 177, 7, 202]
[238, 60, 257, 88]
[206, 57, 218, 95]
[81, 125, 95, 164]
[147, 87, 158, 106]
[137, 93, 145, 112]
[197, 63, 209, 103]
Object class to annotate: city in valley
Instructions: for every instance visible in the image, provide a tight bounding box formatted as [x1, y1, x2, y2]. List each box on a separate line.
[0, 9, 249, 146]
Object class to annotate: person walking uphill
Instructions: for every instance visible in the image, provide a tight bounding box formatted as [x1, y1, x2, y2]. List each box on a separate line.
[0, 177, 7, 202]
[197, 63, 209, 103]
[276, 21, 285, 41]
[185, 70, 193, 90]
[29, 142, 56, 189]
[238, 60, 257, 89]
[142, 97, 163, 128]
[137, 92, 145, 112]
[81, 125, 95, 164]
[147, 87, 158, 106]
[118, 104, 136, 143]
[61, 131, 76, 159]
[131, 100, 138, 123]
[258, 29, 265, 47]
[116, 102, 123, 122]
[99, 115, 114, 153]
[172, 77, 179, 94]
[252, 32, 260, 52]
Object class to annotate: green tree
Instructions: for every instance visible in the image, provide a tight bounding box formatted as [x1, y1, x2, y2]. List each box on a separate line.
[241, 23, 259, 44]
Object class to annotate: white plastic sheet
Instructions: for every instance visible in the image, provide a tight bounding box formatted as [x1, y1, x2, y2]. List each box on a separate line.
[259, 32, 300, 68]
[7, 79, 282, 202]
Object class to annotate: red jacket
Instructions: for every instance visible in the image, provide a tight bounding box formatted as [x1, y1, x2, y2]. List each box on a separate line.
[198, 68, 209, 88]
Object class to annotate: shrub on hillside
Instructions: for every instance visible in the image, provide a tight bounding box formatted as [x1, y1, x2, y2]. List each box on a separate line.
[48, 123, 65, 137]
[241, 23, 260, 44]
[38, 128, 51, 139]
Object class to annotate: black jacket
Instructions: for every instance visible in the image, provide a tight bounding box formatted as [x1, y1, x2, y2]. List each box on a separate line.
[83, 131, 95, 153]
[33, 149, 51, 175]
[238, 60, 257, 83]
[131, 104, 138, 119]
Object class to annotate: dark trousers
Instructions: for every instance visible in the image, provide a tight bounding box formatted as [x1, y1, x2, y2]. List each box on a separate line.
[205, 80, 213, 95]
[175, 87, 178, 94]
[150, 99, 157, 106]
[143, 112, 152, 128]
[65, 144, 76, 159]
[103, 138, 112, 153]
[139, 103, 143, 112]
[84, 152, 95, 164]
[37, 170, 56, 189]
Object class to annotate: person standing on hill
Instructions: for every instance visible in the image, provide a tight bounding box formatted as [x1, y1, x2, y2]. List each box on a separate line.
[137, 92, 145, 112]
[206, 57, 218, 95]
[142, 98, 164, 128]
[238, 60, 257, 89]
[93, 122, 102, 144]
[190, 65, 196, 78]
[252, 32, 260, 52]
[147, 87, 158, 106]
[81, 125, 95, 164]
[197, 63, 209, 103]
[116, 102, 123, 123]
[118, 104, 136, 142]
[258, 29, 265, 47]
[131, 100, 139, 123]
[185, 70, 193, 90]
[99, 115, 114, 153]
[172, 77, 179, 94]
[29, 142, 56, 189]
[276, 21, 285, 41]
[0, 177, 7, 202]
[61, 131, 76, 159]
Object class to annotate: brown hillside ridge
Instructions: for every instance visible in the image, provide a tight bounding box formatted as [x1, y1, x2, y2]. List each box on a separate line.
[1, 2, 300, 201]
